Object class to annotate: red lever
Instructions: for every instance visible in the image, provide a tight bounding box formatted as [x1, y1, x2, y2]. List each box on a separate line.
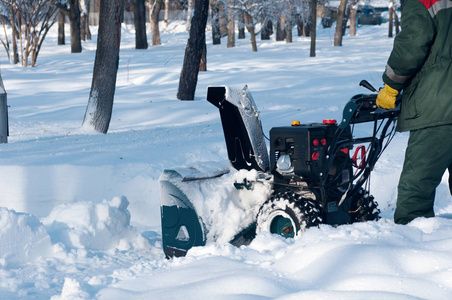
[312, 152, 320, 161]
[352, 146, 366, 169]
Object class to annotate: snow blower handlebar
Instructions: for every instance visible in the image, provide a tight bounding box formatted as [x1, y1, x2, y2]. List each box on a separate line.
[338, 93, 401, 129]
[324, 86, 401, 207]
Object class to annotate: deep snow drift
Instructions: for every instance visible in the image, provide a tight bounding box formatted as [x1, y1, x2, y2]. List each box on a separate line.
[0, 19, 451, 299]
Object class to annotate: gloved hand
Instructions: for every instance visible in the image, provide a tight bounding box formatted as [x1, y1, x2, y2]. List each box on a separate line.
[376, 84, 399, 110]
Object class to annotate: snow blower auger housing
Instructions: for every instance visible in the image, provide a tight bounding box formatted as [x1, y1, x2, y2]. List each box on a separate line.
[160, 80, 400, 258]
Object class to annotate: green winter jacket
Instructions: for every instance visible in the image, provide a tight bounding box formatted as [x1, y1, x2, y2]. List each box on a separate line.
[382, 0, 452, 132]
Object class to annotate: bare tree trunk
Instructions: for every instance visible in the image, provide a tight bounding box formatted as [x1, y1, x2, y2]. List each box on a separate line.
[58, 10, 65, 45]
[18, 12, 26, 66]
[31, 38, 38, 67]
[177, 0, 209, 100]
[20, 17, 26, 67]
[80, 14, 86, 41]
[31, 21, 53, 67]
[1, 4, 12, 62]
[349, 0, 357, 36]
[11, 5, 18, 63]
[227, 3, 235, 48]
[261, 19, 271, 40]
[69, 0, 82, 53]
[303, 19, 311, 37]
[219, 3, 227, 37]
[334, 0, 347, 46]
[276, 16, 285, 41]
[244, 12, 257, 52]
[134, 0, 148, 49]
[394, 8, 400, 34]
[211, 0, 221, 44]
[151, 0, 163, 45]
[238, 12, 245, 39]
[82, 0, 123, 134]
[86, 1, 91, 40]
[186, 0, 193, 31]
[310, 0, 317, 57]
[296, 14, 303, 36]
[388, 0, 394, 38]
[164, 0, 169, 27]
[199, 43, 207, 71]
[286, 18, 293, 43]
[303, 0, 312, 37]
[79, 0, 89, 41]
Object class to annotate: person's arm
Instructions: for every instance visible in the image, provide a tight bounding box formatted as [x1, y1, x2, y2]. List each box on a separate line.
[383, 0, 436, 91]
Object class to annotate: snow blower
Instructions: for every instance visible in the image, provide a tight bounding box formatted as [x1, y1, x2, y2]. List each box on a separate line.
[160, 80, 400, 258]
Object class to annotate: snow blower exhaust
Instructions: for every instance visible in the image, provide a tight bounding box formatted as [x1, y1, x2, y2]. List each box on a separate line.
[160, 81, 400, 258]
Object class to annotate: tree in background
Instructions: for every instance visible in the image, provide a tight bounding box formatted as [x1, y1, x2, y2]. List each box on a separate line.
[68, 0, 81, 52]
[86, 0, 92, 39]
[185, 0, 193, 31]
[0, 0, 19, 64]
[276, 15, 285, 41]
[149, 0, 163, 45]
[58, 0, 82, 53]
[134, 0, 148, 48]
[243, 11, 257, 51]
[58, 9, 65, 45]
[227, 0, 235, 47]
[334, 0, 347, 46]
[232, 0, 317, 49]
[80, 0, 91, 41]
[281, 0, 302, 43]
[210, 0, 287, 48]
[349, 0, 357, 36]
[388, 0, 394, 38]
[310, 0, 316, 56]
[260, 19, 272, 40]
[210, 0, 222, 44]
[238, 12, 245, 39]
[177, 0, 209, 100]
[219, 3, 227, 37]
[300, 0, 312, 37]
[57, 1, 89, 46]
[82, 0, 123, 133]
[394, 5, 400, 34]
[10, 0, 19, 63]
[235, 0, 269, 51]
[163, 0, 169, 27]
[0, 0, 59, 67]
[199, 43, 207, 71]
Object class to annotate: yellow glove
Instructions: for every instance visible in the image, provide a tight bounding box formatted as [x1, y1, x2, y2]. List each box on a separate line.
[376, 84, 399, 110]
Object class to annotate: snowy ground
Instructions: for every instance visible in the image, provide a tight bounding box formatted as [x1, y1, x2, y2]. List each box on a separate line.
[0, 20, 451, 299]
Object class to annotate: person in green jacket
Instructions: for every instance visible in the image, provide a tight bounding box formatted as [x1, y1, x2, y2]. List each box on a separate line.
[376, 0, 452, 224]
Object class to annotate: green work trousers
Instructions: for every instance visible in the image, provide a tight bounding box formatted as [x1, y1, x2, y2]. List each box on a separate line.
[395, 124, 452, 224]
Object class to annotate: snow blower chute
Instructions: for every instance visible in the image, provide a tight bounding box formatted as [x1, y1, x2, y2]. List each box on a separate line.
[160, 81, 400, 258]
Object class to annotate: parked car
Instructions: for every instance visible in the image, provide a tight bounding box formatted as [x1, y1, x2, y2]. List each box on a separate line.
[357, 5, 382, 25]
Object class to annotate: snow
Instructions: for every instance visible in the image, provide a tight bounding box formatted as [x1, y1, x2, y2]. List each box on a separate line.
[0, 19, 451, 299]
[42, 196, 150, 251]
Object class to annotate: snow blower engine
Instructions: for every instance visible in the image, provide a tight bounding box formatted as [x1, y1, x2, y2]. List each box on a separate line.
[160, 80, 400, 258]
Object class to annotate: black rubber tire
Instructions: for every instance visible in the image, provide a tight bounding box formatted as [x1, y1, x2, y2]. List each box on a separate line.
[350, 188, 380, 223]
[256, 191, 322, 238]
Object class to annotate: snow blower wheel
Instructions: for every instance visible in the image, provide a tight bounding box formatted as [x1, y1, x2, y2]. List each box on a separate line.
[350, 188, 381, 223]
[256, 192, 322, 238]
